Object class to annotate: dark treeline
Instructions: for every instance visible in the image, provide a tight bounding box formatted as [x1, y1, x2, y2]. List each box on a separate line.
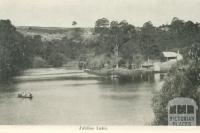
[32, 17, 200, 69]
[0, 20, 33, 81]
[92, 17, 200, 65]
[1, 17, 200, 80]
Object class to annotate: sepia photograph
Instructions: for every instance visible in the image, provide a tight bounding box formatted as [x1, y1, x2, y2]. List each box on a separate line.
[0, 0, 200, 131]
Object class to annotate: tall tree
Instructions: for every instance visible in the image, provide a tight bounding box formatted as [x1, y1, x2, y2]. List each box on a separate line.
[0, 20, 32, 80]
[140, 21, 158, 59]
[94, 18, 110, 33]
[72, 21, 77, 26]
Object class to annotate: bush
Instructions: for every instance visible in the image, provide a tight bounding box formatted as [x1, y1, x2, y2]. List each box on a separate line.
[47, 53, 65, 67]
[152, 63, 200, 125]
[32, 56, 48, 68]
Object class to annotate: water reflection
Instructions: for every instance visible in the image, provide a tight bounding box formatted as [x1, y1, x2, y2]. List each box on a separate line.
[0, 68, 165, 125]
[0, 82, 17, 92]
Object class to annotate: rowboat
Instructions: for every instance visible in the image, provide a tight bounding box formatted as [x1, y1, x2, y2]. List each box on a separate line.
[18, 92, 33, 99]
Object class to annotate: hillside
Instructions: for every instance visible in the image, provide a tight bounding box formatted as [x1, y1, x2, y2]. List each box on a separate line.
[17, 26, 94, 41]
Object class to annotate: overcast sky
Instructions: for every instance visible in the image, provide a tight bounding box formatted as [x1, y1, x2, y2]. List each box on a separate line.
[0, 0, 200, 27]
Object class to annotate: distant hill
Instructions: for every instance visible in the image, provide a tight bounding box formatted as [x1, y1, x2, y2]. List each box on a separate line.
[17, 26, 94, 41]
[16, 26, 143, 41]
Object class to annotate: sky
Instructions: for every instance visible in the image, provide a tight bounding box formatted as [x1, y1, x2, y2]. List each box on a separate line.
[0, 0, 200, 27]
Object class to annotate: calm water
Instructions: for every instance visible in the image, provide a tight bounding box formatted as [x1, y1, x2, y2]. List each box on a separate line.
[0, 68, 164, 125]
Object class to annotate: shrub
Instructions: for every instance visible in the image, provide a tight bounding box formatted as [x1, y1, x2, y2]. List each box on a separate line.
[32, 56, 48, 68]
[152, 63, 200, 125]
[47, 53, 65, 67]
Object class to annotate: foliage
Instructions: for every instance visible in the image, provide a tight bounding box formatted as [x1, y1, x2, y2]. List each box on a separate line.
[90, 17, 200, 69]
[152, 70, 199, 125]
[152, 43, 200, 125]
[95, 18, 110, 33]
[0, 20, 33, 81]
[1, 17, 200, 80]
[47, 53, 65, 67]
[72, 21, 77, 26]
[32, 56, 48, 68]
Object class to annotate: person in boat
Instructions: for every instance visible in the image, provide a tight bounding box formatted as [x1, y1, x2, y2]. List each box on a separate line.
[18, 90, 32, 98]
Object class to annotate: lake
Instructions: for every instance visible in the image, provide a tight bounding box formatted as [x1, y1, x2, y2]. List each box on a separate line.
[0, 68, 164, 125]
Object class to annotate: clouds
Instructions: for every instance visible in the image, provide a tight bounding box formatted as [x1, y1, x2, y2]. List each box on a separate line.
[0, 0, 200, 27]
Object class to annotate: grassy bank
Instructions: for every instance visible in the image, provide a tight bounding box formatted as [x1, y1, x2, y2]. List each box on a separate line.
[88, 68, 155, 82]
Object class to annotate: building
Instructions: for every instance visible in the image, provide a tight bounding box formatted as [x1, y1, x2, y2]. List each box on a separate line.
[161, 51, 183, 62]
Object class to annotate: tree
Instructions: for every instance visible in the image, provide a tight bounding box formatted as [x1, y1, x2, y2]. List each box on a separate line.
[152, 70, 200, 125]
[0, 45, 11, 80]
[183, 21, 199, 45]
[170, 17, 184, 35]
[188, 43, 200, 64]
[152, 43, 200, 125]
[93, 19, 138, 68]
[140, 21, 157, 59]
[110, 21, 119, 34]
[48, 53, 65, 67]
[95, 18, 109, 28]
[94, 18, 110, 33]
[0, 19, 33, 81]
[72, 21, 77, 26]
[185, 43, 200, 87]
